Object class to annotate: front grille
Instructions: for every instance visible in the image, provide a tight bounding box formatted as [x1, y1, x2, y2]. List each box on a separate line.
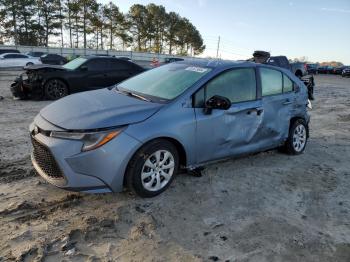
[31, 136, 64, 179]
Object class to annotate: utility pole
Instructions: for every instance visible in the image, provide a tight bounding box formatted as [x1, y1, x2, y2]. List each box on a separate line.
[216, 36, 220, 58]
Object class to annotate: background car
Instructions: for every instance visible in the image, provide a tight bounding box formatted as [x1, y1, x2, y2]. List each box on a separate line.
[342, 67, 350, 77]
[116, 56, 133, 62]
[317, 66, 334, 74]
[164, 57, 184, 63]
[0, 53, 41, 68]
[0, 49, 20, 55]
[290, 62, 308, 78]
[39, 54, 67, 65]
[11, 56, 145, 100]
[306, 63, 318, 74]
[334, 66, 348, 75]
[26, 51, 46, 57]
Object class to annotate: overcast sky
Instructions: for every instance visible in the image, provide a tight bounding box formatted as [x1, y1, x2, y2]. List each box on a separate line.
[99, 0, 350, 64]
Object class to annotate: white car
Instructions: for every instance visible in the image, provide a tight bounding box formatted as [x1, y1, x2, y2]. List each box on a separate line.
[0, 53, 41, 68]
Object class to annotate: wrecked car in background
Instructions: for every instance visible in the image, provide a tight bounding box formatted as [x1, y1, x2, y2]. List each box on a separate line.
[10, 56, 144, 100]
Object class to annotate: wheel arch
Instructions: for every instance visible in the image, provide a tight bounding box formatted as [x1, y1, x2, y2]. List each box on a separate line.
[123, 136, 187, 185]
[43, 77, 71, 93]
[295, 69, 303, 78]
[289, 116, 309, 137]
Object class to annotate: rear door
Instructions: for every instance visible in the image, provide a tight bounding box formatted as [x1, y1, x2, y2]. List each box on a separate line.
[194, 67, 264, 163]
[109, 60, 137, 85]
[257, 67, 296, 147]
[68, 58, 111, 92]
[84, 58, 112, 89]
[2, 54, 16, 67]
[4, 54, 28, 66]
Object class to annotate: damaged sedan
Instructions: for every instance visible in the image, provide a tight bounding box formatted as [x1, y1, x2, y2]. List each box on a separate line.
[30, 60, 310, 197]
[11, 56, 144, 100]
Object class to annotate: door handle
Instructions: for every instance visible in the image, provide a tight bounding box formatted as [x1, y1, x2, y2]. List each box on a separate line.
[283, 99, 292, 105]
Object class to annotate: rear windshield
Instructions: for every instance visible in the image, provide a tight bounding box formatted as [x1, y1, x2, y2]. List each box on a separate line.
[117, 63, 211, 100]
[63, 57, 87, 70]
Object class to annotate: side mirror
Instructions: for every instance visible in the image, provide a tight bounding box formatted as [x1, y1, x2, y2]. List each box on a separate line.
[204, 95, 231, 114]
[80, 65, 88, 71]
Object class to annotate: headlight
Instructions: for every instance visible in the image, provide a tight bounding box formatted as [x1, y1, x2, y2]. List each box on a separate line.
[50, 129, 124, 152]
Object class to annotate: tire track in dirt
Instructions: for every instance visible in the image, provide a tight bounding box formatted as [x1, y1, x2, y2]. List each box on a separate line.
[0, 194, 83, 223]
[0, 157, 36, 183]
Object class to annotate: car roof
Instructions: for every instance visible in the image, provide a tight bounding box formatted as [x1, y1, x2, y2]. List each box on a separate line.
[175, 59, 297, 79]
[0, 53, 27, 56]
[176, 59, 292, 71]
[176, 59, 254, 69]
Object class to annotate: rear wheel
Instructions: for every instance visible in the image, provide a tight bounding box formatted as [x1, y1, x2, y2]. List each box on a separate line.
[126, 139, 179, 197]
[283, 119, 308, 155]
[26, 62, 33, 66]
[44, 79, 68, 100]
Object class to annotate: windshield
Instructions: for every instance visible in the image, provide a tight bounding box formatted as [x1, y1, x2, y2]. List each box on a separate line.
[63, 57, 87, 70]
[117, 63, 212, 100]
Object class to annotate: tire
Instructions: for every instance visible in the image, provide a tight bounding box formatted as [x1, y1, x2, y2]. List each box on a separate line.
[283, 119, 308, 155]
[26, 62, 33, 66]
[126, 139, 179, 198]
[44, 79, 69, 100]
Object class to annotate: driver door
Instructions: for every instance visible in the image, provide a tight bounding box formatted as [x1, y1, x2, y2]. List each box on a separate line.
[193, 67, 264, 164]
[71, 58, 111, 92]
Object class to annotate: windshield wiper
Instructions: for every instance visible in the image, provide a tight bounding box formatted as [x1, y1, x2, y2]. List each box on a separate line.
[117, 88, 151, 102]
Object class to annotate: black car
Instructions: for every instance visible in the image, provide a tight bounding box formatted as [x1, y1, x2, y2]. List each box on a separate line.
[10, 56, 145, 100]
[40, 54, 67, 65]
[334, 66, 348, 75]
[0, 49, 20, 55]
[342, 67, 350, 77]
[164, 57, 184, 63]
[26, 51, 46, 57]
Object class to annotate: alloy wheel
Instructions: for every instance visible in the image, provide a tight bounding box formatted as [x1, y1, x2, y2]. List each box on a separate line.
[46, 80, 68, 99]
[292, 124, 306, 152]
[141, 150, 175, 192]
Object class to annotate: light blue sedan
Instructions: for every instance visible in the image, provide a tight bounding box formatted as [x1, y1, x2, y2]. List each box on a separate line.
[30, 60, 310, 197]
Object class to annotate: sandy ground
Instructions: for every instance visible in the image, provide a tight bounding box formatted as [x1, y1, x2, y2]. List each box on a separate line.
[0, 71, 350, 262]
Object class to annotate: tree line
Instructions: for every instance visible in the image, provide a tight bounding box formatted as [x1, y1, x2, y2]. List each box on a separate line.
[0, 0, 205, 56]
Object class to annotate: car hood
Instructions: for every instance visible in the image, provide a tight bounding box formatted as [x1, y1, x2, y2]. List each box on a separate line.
[40, 88, 164, 130]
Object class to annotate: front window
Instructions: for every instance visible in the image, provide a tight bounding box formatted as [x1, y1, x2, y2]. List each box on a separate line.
[117, 63, 212, 100]
[205, 68, 256, 103]
[63, 57, 87, 70]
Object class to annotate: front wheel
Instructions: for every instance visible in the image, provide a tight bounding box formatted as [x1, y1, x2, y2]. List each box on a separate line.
[44, 79, 69, 100]
[283, 119, 308, 155]
[126, 139, 179, 197]
[26, 62, 33, 66]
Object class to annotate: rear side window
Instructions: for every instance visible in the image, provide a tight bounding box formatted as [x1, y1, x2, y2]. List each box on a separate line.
[260, 68, 282, 96]
[283, 74, 294, 93]
[110, 60, 131, 70]
[205, 68, 257, 103]
[4, 54, 27, 58]
[86, 59, 109, 71]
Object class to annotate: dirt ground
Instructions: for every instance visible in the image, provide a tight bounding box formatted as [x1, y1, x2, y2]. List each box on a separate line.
[0, 71, 350, 262]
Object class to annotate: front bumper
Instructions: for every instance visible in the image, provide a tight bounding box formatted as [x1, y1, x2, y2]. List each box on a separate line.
[10, 74, 43, 100]
[29, 117, 141, 193]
